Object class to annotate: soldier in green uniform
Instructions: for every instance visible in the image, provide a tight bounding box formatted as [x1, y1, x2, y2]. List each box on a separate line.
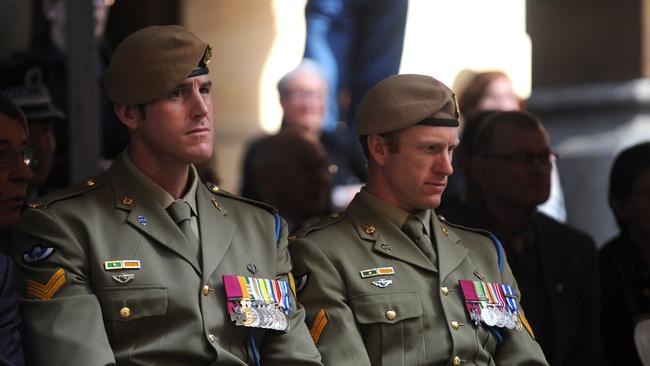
[289, 74, 549, 366]
[11, 25, 322, 366]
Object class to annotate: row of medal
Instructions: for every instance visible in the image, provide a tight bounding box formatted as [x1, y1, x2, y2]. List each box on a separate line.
[223, 274, 291, 332]
[459, 279, 522, 330]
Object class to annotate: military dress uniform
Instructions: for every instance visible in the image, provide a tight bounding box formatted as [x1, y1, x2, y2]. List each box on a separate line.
[290, 190, 548, 365]
[11, 151, 322, 366]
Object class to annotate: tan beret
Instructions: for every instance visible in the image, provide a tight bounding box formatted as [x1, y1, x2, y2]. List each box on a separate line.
[356, 74, 459, 135]
[105, 25, 211, 105]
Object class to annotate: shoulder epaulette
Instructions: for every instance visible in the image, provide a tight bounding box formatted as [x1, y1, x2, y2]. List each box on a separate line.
[437, 214, 504, 273]
[204, 182, 277, 214]
[205, 182, 283, 243]
[26, 177, 104, 210]
[290, 212, 346, 240]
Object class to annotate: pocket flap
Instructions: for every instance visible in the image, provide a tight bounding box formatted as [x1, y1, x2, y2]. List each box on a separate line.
[95, 286, 168, 322]
[350, 291, 422, 324]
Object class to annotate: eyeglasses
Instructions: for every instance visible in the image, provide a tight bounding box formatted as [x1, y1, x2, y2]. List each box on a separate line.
[481, 151, 557, 165]
[0, 147, 39, 168]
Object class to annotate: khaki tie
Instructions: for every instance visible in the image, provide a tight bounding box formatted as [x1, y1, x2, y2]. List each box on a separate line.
[167, 201, 201, 265]
[402, 215, 437, 266]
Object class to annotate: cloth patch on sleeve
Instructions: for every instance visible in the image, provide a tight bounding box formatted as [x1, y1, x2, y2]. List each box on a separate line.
[309, 308, 329, 345]
[22, 245, 56, 265]
[26, 268, 67, 300]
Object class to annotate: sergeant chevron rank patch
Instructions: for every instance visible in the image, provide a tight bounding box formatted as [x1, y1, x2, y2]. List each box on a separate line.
[309, 308, 329, 344]
[26, 268, 66, 300]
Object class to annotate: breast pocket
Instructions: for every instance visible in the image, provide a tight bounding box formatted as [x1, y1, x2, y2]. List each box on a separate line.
[350, 290, 424, 366]
[95, 286, 168, 358]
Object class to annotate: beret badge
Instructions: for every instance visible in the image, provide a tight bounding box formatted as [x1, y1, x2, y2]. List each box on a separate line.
[200, 45, 212, 67]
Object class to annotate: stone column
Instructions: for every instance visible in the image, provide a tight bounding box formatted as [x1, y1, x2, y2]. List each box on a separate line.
[526, 0, 650, 245]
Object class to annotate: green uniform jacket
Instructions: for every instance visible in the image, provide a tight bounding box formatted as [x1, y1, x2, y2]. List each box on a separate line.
[289, 192, 549, 366]
[11, 157, 322, 366]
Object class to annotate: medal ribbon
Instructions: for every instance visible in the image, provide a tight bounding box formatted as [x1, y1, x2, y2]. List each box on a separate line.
[501, 284, 518, 314]
[482, 281, 497, 306]
[490, 282, 504, 310]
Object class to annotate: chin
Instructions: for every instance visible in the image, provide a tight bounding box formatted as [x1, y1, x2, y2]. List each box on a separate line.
[185, 147, 213, 164]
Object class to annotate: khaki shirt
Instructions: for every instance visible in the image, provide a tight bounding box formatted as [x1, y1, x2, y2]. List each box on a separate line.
[12, 153, 322, 366]
[290, 190, 548, 366]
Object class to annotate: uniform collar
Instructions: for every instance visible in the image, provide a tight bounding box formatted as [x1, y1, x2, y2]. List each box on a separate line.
[121, 150, 199, 216]
[357, 188, 431, 235]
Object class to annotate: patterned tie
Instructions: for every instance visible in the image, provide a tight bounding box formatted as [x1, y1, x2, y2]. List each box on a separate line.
[167, 201, 201, 264]
[402, 215, 437, 266]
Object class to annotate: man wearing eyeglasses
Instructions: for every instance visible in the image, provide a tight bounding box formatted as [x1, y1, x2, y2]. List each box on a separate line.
[439, 110, 603, 366]
[0, 96, 32, 366]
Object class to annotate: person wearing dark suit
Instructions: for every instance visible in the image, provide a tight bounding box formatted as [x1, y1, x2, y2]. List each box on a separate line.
[0, 96, 31, 366]
[10, 26, 321, 366]
[600, 142, 650, 366]
[439, 110, 603, 365]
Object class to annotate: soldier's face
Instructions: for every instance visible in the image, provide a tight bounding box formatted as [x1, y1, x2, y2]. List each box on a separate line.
[0, 115, 33, 229]
[132, 75, 214, 167]
[377, 125, 457, 213]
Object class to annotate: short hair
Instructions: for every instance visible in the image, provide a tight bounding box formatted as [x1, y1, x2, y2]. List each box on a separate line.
[472, 110, 543, 154]
[609, 141, 650, 227]
[0, 95, 28, 131]
[276, 58, 326, 99]
[358, 130, 402, 162]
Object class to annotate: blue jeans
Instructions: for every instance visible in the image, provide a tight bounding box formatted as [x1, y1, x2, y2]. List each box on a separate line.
[304, 0, 408, 132]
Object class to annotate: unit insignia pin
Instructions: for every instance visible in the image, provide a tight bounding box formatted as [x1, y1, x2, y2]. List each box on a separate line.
[371, 278, 393, 288]
[112, 273, 135, 284]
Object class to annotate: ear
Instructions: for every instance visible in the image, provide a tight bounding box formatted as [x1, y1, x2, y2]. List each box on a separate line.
[367, 134, 390, 166]
[113, 104, 140, 130]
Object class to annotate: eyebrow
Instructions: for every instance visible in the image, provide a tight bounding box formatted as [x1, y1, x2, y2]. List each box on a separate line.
[174, 80, 212, 89]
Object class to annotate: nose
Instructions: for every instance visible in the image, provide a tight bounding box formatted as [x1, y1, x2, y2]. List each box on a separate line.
[437, 150, 454, 176]
[190, 87, 210, 120]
